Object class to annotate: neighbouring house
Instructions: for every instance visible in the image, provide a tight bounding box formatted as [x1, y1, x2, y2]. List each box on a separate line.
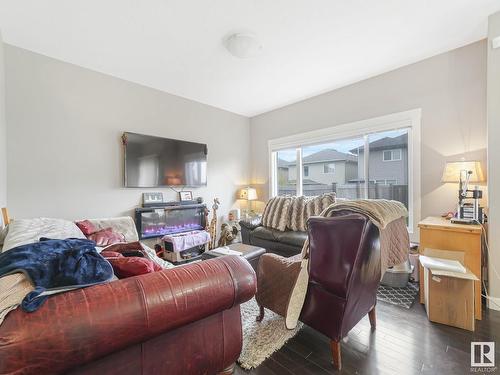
[351, 134, 408, 185]
[279, 149, 358, 184]
[277, 149, 358, 195]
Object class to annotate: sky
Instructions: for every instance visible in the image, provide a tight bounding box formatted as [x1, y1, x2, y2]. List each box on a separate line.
[277, 128, 408, 162]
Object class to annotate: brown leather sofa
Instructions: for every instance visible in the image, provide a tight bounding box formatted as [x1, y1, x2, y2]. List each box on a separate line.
[239, 217, 306, 257]
[0, 255, 256, 375]
[256, 213, 380, 370]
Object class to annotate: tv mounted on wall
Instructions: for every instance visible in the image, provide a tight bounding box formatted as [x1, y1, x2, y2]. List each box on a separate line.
[123, 132, 208, 187]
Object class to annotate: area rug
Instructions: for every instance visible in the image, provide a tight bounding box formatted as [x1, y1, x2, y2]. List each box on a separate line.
[238, 298, 303, 370]
[377, 282, 419, 309]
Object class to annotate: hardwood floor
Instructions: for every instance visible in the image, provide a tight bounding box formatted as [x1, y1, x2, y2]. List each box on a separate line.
[235, 297, 500, 375]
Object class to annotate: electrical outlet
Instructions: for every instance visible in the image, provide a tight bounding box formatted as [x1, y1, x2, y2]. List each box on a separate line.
[493, 36, 500, 49]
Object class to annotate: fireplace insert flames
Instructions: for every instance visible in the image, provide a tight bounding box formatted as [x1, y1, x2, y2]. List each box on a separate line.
[135, 204, 206, 239]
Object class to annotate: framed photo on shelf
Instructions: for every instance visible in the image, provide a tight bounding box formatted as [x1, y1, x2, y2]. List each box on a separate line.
[179, 191, 193, 202]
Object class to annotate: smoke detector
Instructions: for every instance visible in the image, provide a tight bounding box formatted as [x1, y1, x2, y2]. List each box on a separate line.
[224, 33, 263, 58]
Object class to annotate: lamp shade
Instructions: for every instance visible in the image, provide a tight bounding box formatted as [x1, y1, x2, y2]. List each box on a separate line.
[240, 187, 258, 201]
[441, 161, 485, 183]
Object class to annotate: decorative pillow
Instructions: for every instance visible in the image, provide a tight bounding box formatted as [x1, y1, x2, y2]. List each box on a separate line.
[107, 257, 162, 279]
[100, 251, 124, 258]
[86, 217, 139, 242]
[75, 220, 98, 236]
[102, 241, 143, 253]
[88, 228, 126, 247]
[261, 196, 293, 231]
[288, 193, 336, 231]
[101, 241, 145, 257]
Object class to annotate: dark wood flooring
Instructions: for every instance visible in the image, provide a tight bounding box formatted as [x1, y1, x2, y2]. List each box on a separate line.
[235, 296, 500, 375]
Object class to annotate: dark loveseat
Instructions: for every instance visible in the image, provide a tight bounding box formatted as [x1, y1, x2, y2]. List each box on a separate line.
[239, 194, 336, 257]
[239, 217, 306, 257]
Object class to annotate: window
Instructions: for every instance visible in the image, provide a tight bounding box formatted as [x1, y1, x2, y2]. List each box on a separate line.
[301, 139, 364, 198]
[383, 149, 402, 161]
[370, 130, 408, 209]
[269, 109, 421, 235]
[323, 163, 335, 174]
[276, 148, 297, 196]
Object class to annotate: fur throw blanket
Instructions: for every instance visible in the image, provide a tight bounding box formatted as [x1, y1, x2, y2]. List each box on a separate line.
[261, 193, 336, 232]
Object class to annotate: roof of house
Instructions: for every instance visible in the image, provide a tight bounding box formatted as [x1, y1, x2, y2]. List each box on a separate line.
[278, 149, 357, 167]
[352, 134, 408, 153]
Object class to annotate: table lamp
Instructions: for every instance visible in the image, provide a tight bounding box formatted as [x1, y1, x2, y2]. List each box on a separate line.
[441, 161, 485, 223]
[240, 187, 258, 218]
[441, 161, 484, 183]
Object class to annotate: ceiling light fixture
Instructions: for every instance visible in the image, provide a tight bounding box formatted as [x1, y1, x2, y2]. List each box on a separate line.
[224, 33, 263, 58]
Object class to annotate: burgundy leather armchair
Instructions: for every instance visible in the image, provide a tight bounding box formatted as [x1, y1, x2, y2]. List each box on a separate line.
[0, 255, 256, 375]
[302, 214, 380, 369]
[256, 213, 380, 370]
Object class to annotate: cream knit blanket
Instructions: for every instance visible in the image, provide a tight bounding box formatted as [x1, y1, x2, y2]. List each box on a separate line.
[0, 273, 34, 325]
[285, 199, 409, 329]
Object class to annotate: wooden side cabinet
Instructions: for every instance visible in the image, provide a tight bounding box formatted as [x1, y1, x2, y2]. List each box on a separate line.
[418, 216, 483, 320]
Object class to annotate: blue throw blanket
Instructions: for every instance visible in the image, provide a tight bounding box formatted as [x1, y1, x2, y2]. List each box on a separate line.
[0, 238, 114, 312]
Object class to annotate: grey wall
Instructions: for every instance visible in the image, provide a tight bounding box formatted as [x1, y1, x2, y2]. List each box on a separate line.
[250, 40, 487, 222]
[0, 30, 6, 221]
[487, 12, 500, 310]
[5, 45, 250, 221]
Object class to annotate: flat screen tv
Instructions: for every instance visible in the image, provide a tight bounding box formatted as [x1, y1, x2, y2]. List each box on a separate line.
[123, 132, 207, 187]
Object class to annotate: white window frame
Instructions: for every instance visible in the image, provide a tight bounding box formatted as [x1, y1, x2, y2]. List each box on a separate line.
[303, 165, 309, 177]
[382, 149, 402, 162]
[323, 163, 335, 174]
[268, 109, 421, 237]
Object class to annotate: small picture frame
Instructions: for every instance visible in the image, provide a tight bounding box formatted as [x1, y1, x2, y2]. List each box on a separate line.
[179, 191, 193, 202]
[143, 192, 163, 206]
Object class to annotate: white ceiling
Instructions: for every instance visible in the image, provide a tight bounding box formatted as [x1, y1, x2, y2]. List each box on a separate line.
[0, 1, 499, 117]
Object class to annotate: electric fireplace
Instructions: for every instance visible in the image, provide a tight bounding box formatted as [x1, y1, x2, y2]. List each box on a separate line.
[135, 204, 206, 239]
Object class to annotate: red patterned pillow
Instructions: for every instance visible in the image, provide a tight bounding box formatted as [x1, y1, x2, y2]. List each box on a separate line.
[107, 257, 162, 279]
[75, 220, 98, 236]
[102, 241, 143, 253]
[88, 228, 126, 247]
[100, 251, 124, 258]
